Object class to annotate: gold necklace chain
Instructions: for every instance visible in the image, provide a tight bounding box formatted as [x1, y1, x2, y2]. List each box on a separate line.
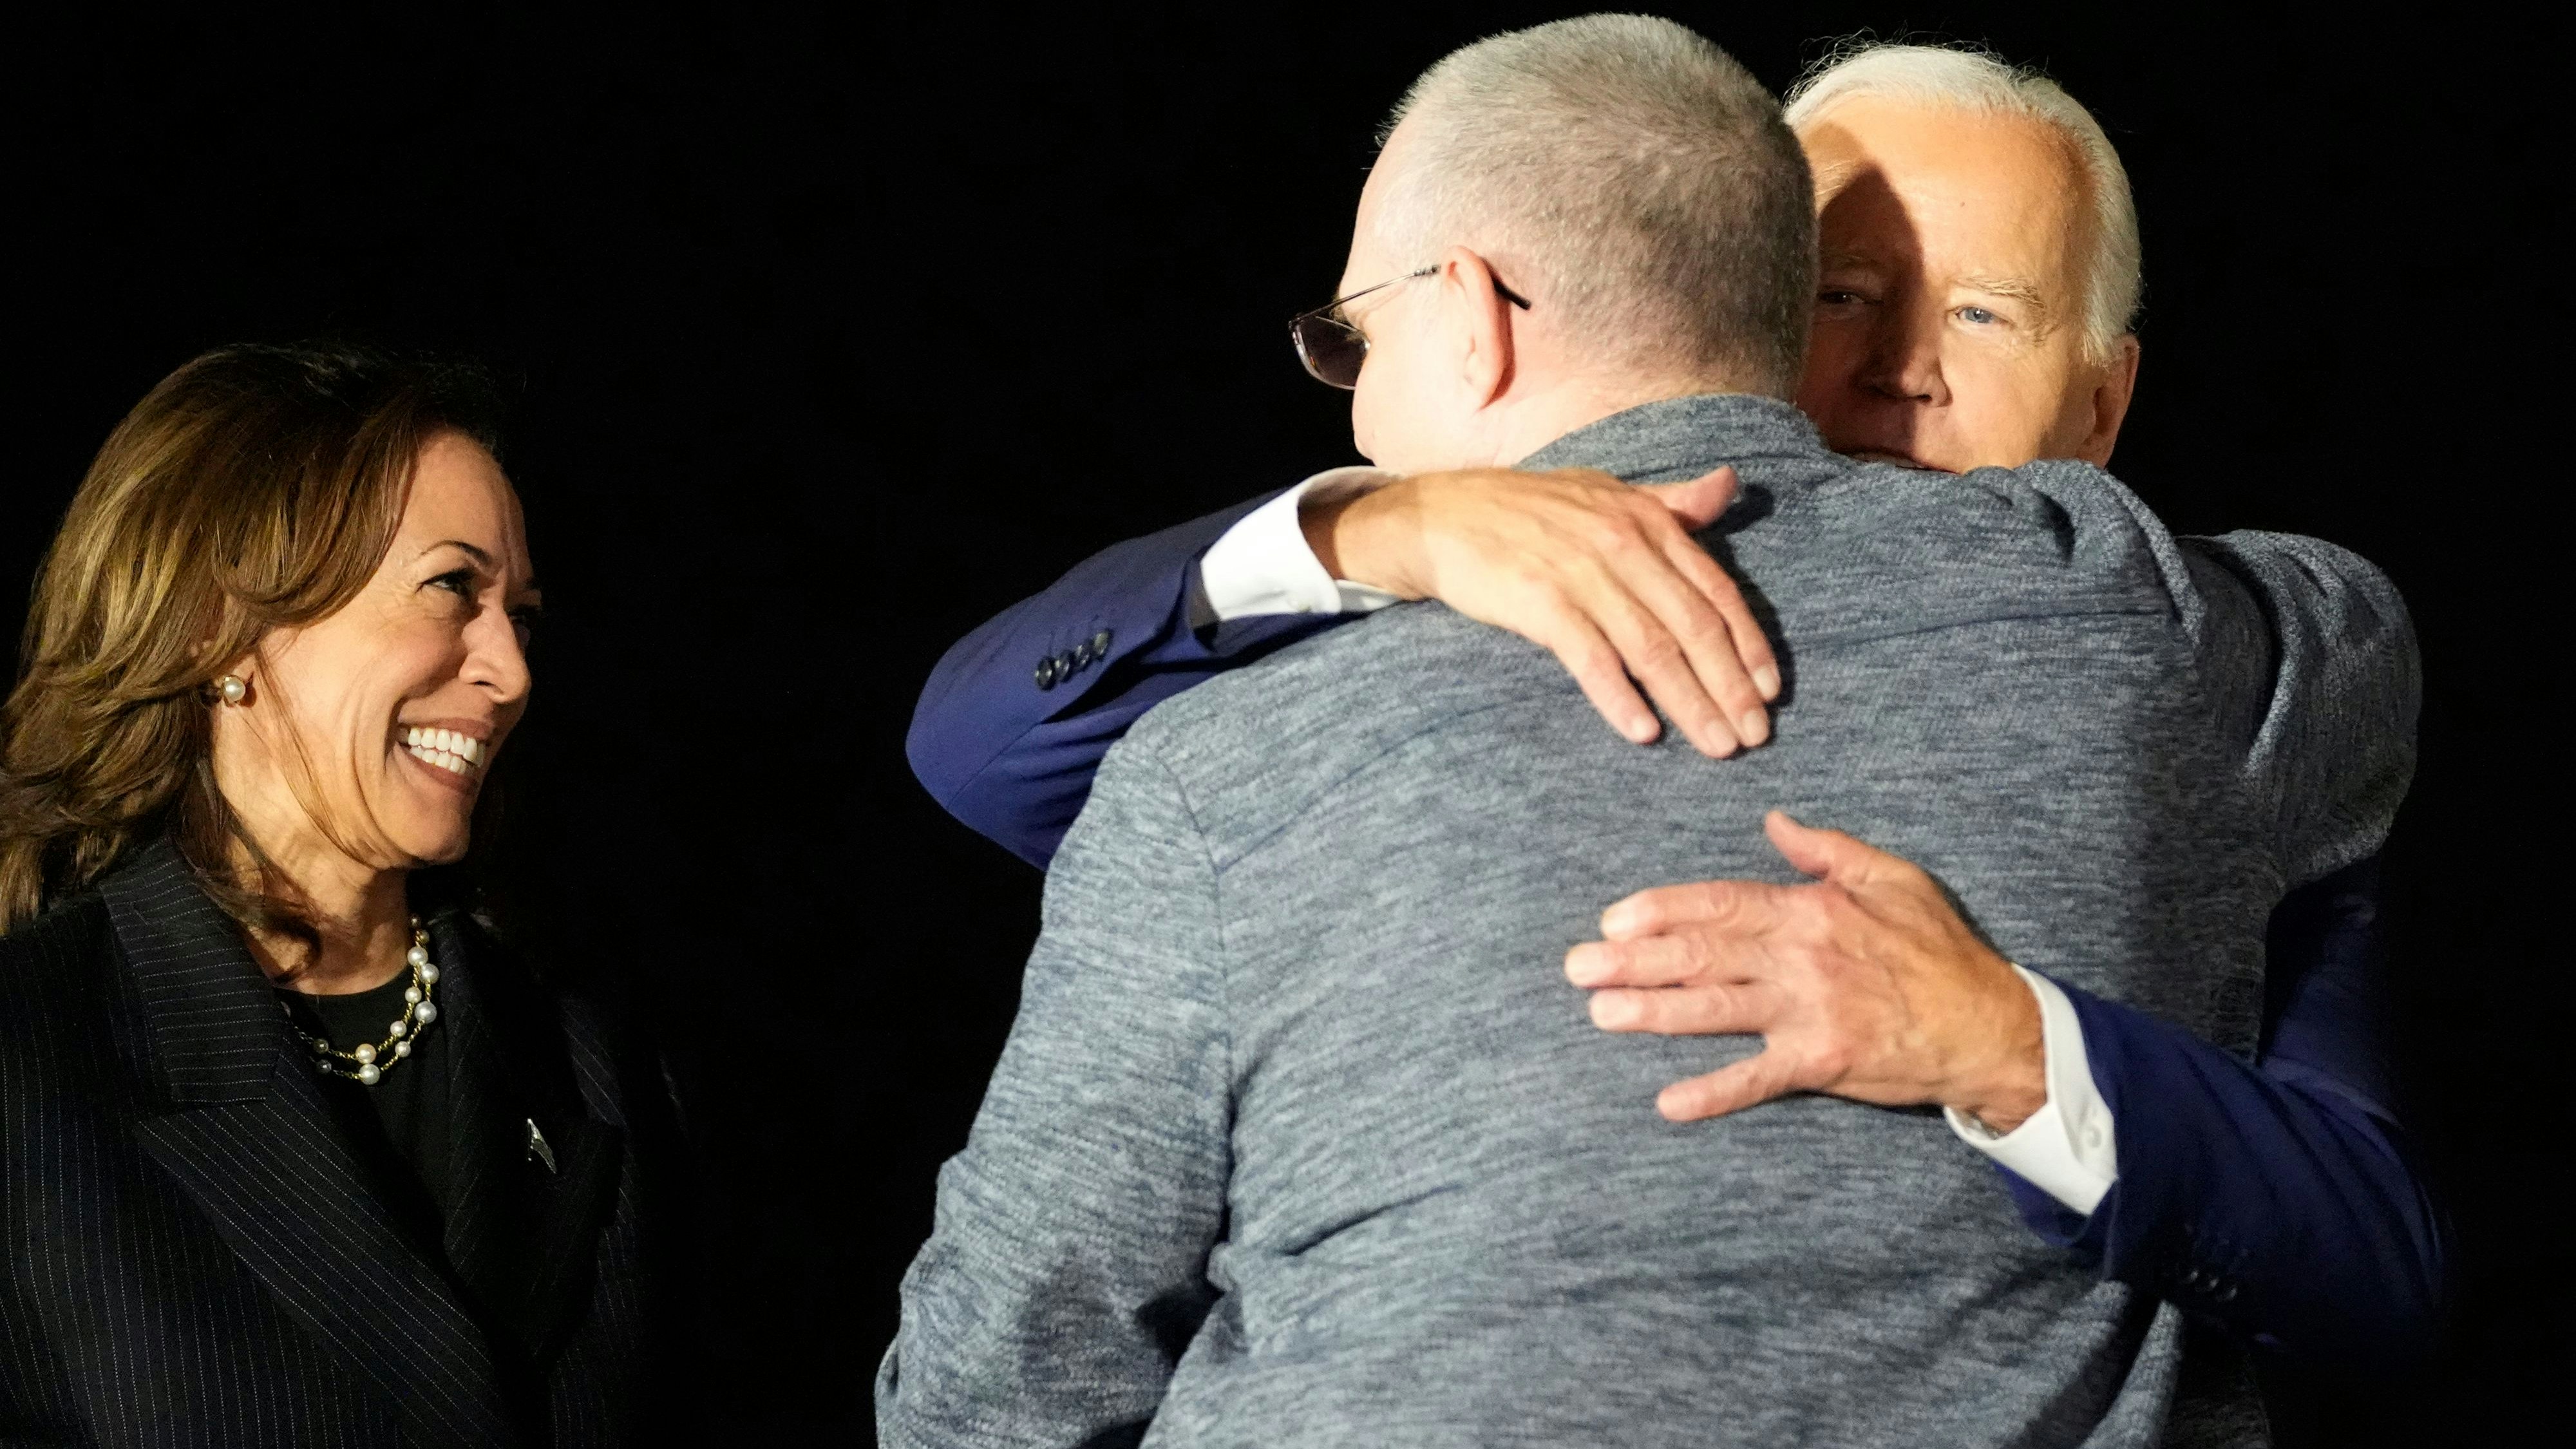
[278, 917, 443, 1088]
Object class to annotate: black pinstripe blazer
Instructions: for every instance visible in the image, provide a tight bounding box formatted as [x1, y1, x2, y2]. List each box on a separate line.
[0, 839, 694, 1448]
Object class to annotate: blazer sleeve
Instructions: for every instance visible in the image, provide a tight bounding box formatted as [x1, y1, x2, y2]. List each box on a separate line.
[875, 740, 1229, 1447]
[2001, 855, 2447, 1372]
[905, 491, 1345, 867]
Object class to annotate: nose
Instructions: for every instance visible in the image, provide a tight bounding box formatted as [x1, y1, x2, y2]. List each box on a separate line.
[1858, 296, 1950, 408]
[462, 603, 532, 706]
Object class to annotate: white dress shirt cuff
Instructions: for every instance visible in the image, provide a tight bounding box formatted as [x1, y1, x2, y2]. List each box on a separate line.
[1193, 468, 1405, 627]
[1944, 965, 2119, 1215]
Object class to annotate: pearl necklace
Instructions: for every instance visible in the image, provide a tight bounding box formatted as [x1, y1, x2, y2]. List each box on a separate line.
[278, 917, 443, 1087]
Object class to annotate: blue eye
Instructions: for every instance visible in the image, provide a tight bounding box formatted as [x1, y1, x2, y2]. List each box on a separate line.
[1959, 306, 1999, 325]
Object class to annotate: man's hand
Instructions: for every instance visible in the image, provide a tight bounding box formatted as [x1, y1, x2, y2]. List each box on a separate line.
[1562, 811, 2047, 1129]
[1303, 466, 1778, 757]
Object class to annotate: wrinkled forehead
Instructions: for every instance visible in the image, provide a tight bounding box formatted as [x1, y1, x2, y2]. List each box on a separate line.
[396, 432, 534, 578]
[1798, 98, 2091, 287]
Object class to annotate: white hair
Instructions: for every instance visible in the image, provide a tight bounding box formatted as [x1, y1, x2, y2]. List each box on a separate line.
[1373, 14, 1816, 394]
[1785, 43, 2142, 360]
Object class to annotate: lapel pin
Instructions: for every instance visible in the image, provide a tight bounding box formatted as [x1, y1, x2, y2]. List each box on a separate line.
[526, 1117, 558, 1174]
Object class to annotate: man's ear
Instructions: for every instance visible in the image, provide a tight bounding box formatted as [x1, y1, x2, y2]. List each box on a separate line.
[1437, 245, 1519, 410]
[2073, 334, 2141, 466]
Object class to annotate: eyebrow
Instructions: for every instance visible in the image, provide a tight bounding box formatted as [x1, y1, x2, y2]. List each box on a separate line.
[420, 540, 495, 567]
[1956, 274, 2053, 309]
[419, 539, 541, 597]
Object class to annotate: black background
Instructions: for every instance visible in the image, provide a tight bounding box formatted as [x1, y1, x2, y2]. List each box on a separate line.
[3, 4, 2555, 1441]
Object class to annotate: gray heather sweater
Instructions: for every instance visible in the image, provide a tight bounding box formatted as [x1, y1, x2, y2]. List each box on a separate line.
[878, 394, 2417, 1448]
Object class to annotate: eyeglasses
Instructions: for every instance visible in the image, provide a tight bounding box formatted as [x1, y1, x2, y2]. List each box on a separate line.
[1289, 267, 1534, 389]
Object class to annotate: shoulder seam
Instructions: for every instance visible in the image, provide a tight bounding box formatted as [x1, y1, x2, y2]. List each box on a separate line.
[1141, 742, 1231, 1103]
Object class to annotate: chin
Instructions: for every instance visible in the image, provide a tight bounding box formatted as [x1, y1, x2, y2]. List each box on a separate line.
[400, 832, 475, 869]
[1352, 427, 1395, 471]
[384, 804, 477, 869]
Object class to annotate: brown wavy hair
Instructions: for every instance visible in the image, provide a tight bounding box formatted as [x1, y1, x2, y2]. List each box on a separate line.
[0, 343, 504, 936]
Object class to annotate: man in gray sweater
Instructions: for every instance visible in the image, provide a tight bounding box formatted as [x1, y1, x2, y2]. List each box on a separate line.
[880, 16, 2412, 1447]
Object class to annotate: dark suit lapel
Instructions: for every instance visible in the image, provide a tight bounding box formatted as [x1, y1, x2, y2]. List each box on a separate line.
[103, 840, 514, 1449]
[434, 916, 626, 1367]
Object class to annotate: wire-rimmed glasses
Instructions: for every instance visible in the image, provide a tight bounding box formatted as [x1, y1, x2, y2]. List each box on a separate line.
[1289, 267, 1533, 388]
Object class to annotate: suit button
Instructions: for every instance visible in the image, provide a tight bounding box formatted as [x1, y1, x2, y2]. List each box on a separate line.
[1057, 650, 1079, 677]
[2215, 1282, 2239, 1303]
[1091, 628, 1113, 656]
[1034, 657, 1059, 690]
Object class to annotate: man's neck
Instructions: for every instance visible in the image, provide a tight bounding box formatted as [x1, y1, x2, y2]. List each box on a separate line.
[1491, 370, 1752, 467]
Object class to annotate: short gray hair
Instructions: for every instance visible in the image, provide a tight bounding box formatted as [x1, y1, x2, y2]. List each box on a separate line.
[1785, 42, 2142, 359]
[1374, 14, 1816, 395]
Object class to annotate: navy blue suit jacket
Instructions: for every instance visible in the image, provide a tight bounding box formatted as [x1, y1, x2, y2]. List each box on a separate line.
[905, 491, 2445, 1372]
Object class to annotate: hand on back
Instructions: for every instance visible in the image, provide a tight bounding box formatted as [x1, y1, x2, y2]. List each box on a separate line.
[1303, 466, 1778, 757]
[1294, 471, 2047, 1130]
[1563, 811, 2047, 1129]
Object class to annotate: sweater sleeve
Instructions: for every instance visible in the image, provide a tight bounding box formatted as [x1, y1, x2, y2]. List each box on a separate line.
[2175, 532, 2420, 886]
[876, 741, 1231, 1446]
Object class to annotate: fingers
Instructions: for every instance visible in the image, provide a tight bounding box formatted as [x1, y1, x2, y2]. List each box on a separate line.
[1564, 930, 1750, 989]
[1415, 468, 1777, 755]
[1656, 1048, 1801, 1121]
[1763, 810, 1900, 889]
[1665, 536, 1779, 706]
[1640, 467, 1776, 708]
[1561, 558, 1741, 757]
[1587, 487, 1772, 748]
[1619, 541, 1772, 748]
[1598, 878, 1795, 940]
[1508, 477, 1761, 758]
[1638, 465, 1739, 531]
[1587, 981, 1775, 1036]
[1537, 615, 1662, 744]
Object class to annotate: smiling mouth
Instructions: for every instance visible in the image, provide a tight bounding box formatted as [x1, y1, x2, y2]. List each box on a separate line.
[401, 726, 488, 779]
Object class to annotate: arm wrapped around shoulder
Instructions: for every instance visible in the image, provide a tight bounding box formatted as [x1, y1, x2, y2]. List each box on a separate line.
[2175, 531, 2420, 888]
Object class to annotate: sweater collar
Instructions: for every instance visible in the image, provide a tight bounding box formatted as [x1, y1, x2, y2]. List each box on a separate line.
[1515, 392, 1837, 484]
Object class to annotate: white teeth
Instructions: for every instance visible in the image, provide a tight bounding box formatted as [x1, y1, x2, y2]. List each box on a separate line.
[405, 744, 471, 776]
[401, 726, 486, 777]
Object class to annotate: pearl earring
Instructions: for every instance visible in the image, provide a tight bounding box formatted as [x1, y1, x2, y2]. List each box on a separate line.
[216, 675, 247, 705]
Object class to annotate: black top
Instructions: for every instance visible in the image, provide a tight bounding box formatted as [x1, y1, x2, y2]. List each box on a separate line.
[0, 833, 698, 1446]
[278, 967, 457, 1229]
